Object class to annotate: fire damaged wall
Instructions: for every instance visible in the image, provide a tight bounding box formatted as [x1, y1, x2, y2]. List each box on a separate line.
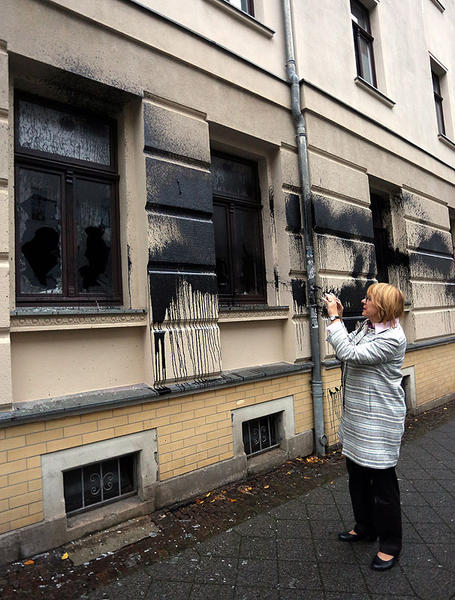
[144, 100, 221, 385]
[313, 193, 376, 331]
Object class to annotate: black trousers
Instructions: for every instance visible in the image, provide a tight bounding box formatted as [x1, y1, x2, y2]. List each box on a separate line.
[346, 457, 402, 556]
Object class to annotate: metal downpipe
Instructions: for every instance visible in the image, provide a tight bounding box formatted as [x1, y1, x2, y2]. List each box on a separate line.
[282, 0, 327, 456]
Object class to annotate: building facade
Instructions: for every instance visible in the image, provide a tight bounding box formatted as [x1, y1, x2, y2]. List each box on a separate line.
[0, 0, 454, 563]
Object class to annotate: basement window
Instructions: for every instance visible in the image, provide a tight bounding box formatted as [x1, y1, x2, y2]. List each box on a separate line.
[242, 413, 280, 457]
[63, 453, 137, 516]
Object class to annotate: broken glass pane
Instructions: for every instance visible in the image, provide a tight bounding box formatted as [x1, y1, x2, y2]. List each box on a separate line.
[17, 168, 62, 294]
[74, 178, 113, 295]
[17, 99, 111, 166]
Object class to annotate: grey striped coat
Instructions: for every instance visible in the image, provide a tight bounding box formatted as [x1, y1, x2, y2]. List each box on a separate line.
[327, 320, 407, 469]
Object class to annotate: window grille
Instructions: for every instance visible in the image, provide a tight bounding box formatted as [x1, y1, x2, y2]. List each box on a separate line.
[242, 413, 280, 457]
[63, 453, 137, 516]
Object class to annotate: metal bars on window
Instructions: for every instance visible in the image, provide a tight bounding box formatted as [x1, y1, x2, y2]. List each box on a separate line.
[63, 453, 137, 516]
[242, 413, 279, 457]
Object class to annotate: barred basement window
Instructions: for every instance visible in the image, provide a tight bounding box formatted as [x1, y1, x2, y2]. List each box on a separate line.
[63, 453, 137, 516]
[242, 413, 280, 457]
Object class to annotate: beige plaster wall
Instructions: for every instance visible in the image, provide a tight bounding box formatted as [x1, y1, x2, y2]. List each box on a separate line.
[11, 327, 145, 403]
[219, 320, 285, 371]
[294, 0, 455, 165]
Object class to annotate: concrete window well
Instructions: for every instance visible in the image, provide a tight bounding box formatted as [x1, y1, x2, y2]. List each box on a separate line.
[401, 366, 417, 413]
[40, 430, 158, 550]
[232, 396, 313, 476]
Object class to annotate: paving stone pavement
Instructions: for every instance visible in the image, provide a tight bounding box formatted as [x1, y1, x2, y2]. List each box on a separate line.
[83, 418, 455, 600]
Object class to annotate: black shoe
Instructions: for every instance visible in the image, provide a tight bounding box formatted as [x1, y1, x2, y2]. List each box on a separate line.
[338, 530, 376, 542]
[370, 554, 397, 571]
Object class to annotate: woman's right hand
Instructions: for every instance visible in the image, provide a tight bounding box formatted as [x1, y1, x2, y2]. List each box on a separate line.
[335, 298, 344, 318]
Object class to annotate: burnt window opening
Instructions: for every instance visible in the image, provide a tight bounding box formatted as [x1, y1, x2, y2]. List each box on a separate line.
[211, 151, 266, 305]
[63, 453, 137, 516]
[351, 0, 377, 87]
[449, 208, 455, 256]
[242, 413, 280, 457]
[370, 192, 391, 283]
[14, 94, 122, 306]
[432, 70, 446, 136]
[226, 0, 254, 16]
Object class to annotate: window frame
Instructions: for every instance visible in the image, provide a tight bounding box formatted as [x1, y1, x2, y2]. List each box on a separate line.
[63, 452, 138, 517]
[350, 0, 377, 87]
[432, 70, 446, 136]
[212, 150, 266, 305]
[226, 0, 254, 16]
[14, 93, 122, 306]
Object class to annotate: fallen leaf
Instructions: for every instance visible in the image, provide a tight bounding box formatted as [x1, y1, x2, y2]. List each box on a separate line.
[229, 499, 237, 503]
[24, 560, 34, 566]
[304, 476, 311, 480]
[263, 485, 270, 489]
[205, 492, 211, 497]
[286, 471, 292, 475]
[196, 499, 204, 504]
[61, 552, 69, 560]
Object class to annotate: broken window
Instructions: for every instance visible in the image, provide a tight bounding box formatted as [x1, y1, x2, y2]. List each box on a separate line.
[212, 152, 266, 304]
[15, 95, 121, 305]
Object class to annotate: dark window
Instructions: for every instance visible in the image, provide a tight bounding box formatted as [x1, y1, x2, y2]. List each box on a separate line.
[212, 152, 266, 304]
[351, 0, 376, 86]
[226, 0, 254, 16]
[449, 208, 455, 255]
[63, 453, 136, 516]
[15, 94, 121, 305]
[432, 70, 446, 135]
[242, 413, 280, 457]
[370, 192, 390, 283]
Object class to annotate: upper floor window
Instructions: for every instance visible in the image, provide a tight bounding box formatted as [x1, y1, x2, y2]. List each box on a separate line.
[432, 70, 446, 135]
[211, 152, 265, 304]
[351, 0, 376, 87]
[14, 95, 122, 306]
[226, 0, 254, 16]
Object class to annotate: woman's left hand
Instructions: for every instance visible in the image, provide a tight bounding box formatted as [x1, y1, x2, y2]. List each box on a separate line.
[324, 293, 341, 317]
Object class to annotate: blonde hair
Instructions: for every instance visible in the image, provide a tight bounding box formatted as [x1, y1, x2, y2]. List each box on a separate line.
[367, 283, 404, 326]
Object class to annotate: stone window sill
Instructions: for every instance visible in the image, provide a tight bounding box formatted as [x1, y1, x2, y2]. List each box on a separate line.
[438, 133, 455, 151]
[203, 0, 275, 38]
[219, 305, 289, 322]
[354, 76, 395, 108]
[10, 308, 147, 332]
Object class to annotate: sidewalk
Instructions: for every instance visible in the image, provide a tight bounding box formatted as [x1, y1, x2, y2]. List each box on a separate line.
[1, 407, 455, 599]
[82, 415, 455, 600]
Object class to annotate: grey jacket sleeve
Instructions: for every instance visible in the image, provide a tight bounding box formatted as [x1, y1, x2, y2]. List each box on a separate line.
[328, 324, 404, 365]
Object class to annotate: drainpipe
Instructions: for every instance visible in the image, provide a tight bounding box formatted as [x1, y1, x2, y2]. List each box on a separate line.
[282, 0, 327, 456]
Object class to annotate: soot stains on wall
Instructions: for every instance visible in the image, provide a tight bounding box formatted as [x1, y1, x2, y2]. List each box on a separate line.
[312, 195, 374, 240]
[149, 273, 220, 385]
[285, 193, 301, 233]
[146, 158, 212, 215]
[291, 279, 306, 315]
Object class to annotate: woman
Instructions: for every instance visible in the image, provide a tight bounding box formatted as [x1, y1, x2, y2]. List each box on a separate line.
[323, 283, 406, 571]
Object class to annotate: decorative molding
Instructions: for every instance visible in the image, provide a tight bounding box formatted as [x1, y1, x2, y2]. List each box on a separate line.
[219, 306, 289, 322]
[203, 0, 275, 38]
[354, 77, 395, 108]
[10, 310, 147, 332]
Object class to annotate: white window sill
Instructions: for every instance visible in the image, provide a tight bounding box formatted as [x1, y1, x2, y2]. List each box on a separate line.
[354, 76, 395, 108]
[203, 0, 275, 38]
[438, 133, 455, 151]
[218, 305, 289, 323]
